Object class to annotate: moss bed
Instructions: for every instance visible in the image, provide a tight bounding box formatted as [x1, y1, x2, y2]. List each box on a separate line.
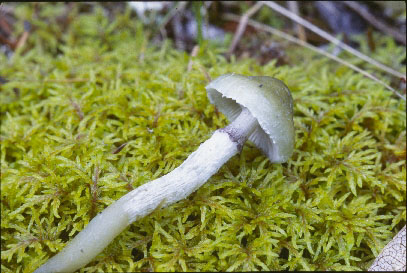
[1, 3, 406, 272]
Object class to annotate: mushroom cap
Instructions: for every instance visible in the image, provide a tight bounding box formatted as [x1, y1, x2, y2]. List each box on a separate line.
[206, 73, 294, 163]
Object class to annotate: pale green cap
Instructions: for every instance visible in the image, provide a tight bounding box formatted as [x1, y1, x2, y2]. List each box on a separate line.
[206, 73, 294, 163]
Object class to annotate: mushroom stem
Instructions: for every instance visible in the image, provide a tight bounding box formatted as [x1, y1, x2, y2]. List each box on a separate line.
[220, 107, 260, 151]
[35, 107, 258, 273]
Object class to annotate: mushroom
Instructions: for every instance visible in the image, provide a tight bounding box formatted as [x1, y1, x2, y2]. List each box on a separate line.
[34, 73, 295, 273]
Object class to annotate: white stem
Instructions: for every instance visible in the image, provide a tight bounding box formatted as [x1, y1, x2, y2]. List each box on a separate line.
[35, 107, 258, 273]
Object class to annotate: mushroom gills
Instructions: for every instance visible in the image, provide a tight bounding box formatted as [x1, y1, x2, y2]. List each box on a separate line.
[206, 73, 294, 163]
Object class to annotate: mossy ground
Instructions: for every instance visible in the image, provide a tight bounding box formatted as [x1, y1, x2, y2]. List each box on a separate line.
[1, 3, 406, 272]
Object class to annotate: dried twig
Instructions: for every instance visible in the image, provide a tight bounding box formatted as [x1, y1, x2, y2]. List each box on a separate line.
[226, 2, 263, 58]
[69, 98, 84, 120]
[343, 1, 406, 45]
[112, 143, 127, 154]
[224, 13, 406, 101]
[261, 1, 405, 79]
[287, 1, 306, 42]
[89, 165, 100, 219]
[4, 78, 89, 83]
[43, 78, 89, 83]
[15, 21, 31, 51]
[199, 65, 211, 83]
[156, 2, 187, 39]
[187, 45, 199, 72]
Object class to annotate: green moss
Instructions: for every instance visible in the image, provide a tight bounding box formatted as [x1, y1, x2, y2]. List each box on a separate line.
[1, 3, 405, 272]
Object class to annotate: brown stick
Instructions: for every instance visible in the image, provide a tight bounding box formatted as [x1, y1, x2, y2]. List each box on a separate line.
[226, 2, 264, 58]
[287, 1, 306, 42]
[187, 45, 200, 72]
[343, 1, 406, 45]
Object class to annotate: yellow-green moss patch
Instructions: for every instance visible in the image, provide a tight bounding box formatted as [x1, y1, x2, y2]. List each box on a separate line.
[1, 3, 405, 272]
